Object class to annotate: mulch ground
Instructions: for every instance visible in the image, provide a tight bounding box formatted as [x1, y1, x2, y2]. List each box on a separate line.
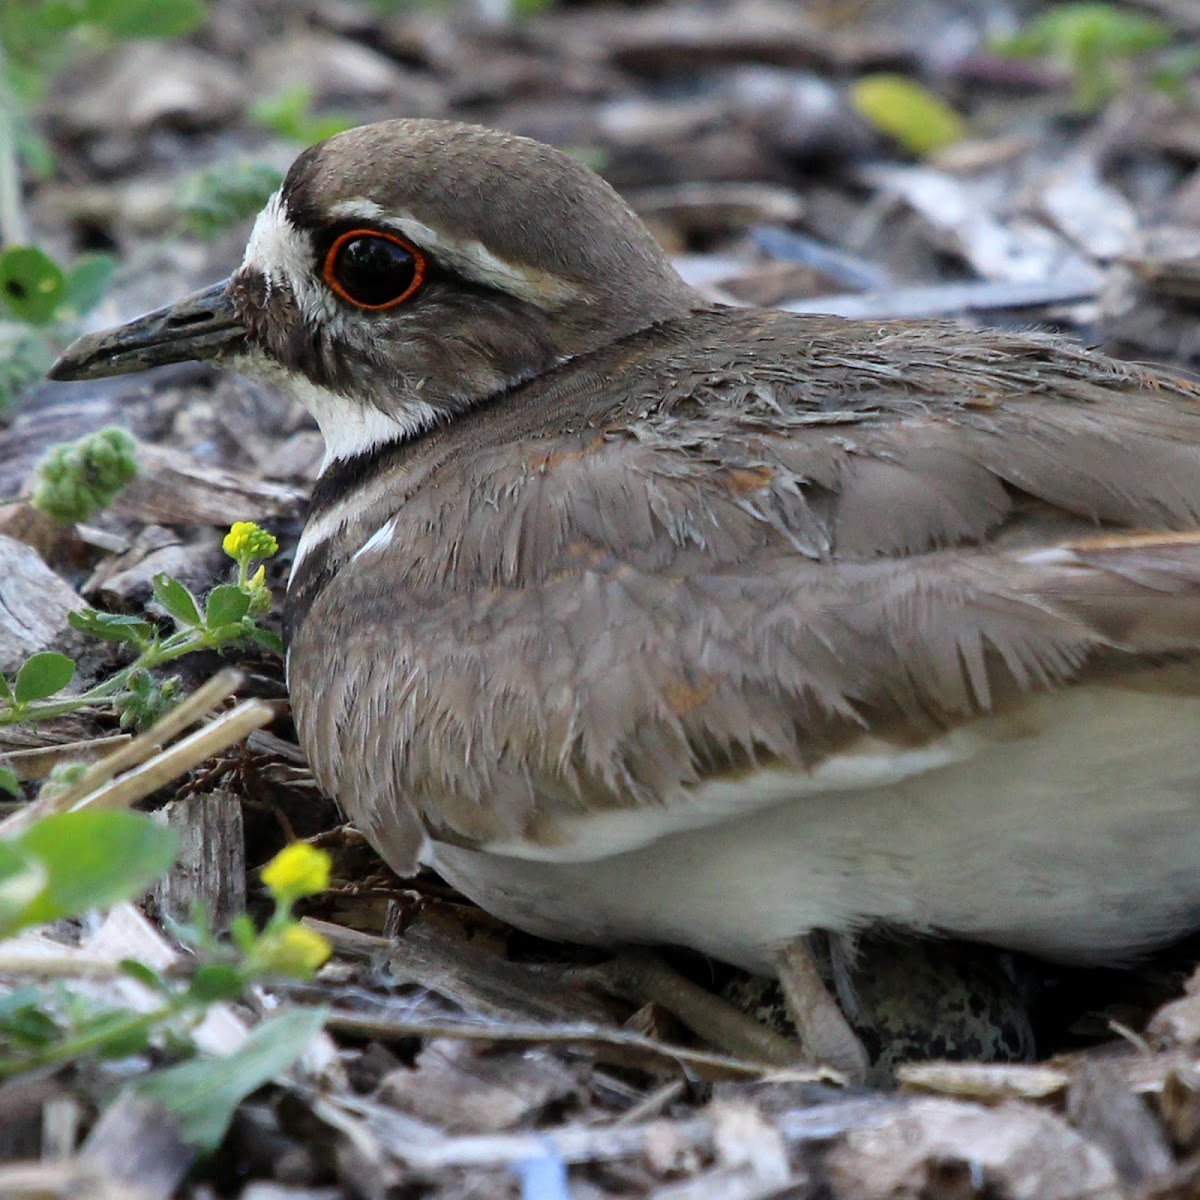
[6, 1, 1200, 1196]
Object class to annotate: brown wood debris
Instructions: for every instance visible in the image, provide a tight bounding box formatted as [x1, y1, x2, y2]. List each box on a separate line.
[6, 0, 1200, 1196]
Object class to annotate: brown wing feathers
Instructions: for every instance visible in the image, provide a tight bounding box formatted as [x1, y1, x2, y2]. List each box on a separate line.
[287, 310, 1200, 857]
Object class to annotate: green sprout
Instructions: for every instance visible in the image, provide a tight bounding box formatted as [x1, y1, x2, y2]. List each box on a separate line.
[0, 828, 330, 1153]
[996, 3, 1174, 112]
[32, 426, 139, 524]
[0, 522, 283, 731]
[250, 84, 355, 146]
[178, 161, 284, 240]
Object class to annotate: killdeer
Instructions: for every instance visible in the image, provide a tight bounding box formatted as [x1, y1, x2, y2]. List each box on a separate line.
[51, 120, 1200, 1070]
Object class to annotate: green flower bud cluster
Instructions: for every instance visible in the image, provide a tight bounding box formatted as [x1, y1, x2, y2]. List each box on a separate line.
[32, 426, 138, 524]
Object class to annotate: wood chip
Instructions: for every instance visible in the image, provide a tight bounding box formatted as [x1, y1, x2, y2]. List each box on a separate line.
[382, 914, 613, 1025]
[897, 1061, 1070, 1102]
[378, 1039, 583, 1133]
[0, 534, 83, 675]
[112, 443, 306, 528]
[3, 735, 130, 781]
[1067, 1060, 1174, 1187]
[151, 788, 247, 930]
[78, 1091, 194, 1200]
[824, 1097, 1124, 1200]
[781, 276, 1100, 320]
[627, 182, 806, 233]
[84, 524, 223, 608]
[861, 163, 1103, 286]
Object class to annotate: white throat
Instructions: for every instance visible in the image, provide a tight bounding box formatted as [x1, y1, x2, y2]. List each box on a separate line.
[293, 376, 439, 474]
[229, 350, 439, 474]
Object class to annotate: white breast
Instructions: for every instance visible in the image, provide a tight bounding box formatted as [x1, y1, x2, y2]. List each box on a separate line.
[426, 685, 1200, 973]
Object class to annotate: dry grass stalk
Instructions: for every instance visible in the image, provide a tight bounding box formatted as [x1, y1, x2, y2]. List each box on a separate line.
[0, 670, 271, 837]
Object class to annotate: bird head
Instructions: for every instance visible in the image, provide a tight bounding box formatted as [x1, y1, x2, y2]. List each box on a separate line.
[51, 119, 698, 466]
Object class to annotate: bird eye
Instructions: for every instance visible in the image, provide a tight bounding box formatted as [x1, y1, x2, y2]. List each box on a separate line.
[322, 229, 426, 310]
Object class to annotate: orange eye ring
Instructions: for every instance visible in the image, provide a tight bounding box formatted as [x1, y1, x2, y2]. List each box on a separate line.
[321, 228, 426, 310]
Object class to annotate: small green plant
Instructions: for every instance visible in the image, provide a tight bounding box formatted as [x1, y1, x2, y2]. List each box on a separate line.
[250, 84, 356, 147]
[0, 1, 209, 410]
[0, 832, 331, 1148]
[0, 521, 282, 731]
[32, 425, 139, 523]
[996, 3, 1175, 112]
[0, 246, 115, 411]
[0, 498, 325, 1146]
[178, 161, 284, 240]
[1, 0, 208, 112]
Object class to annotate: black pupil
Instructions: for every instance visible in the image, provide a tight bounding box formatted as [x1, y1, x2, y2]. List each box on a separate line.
[333, 236, 416, 306]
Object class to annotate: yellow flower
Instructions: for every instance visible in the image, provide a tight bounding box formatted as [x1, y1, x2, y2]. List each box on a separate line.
[223, 521, 279, 563]
[261, 842, 331, 901]
[251, 923, 332, 977]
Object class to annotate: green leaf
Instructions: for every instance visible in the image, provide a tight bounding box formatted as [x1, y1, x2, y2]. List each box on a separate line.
[119, 959, 168, 992]
[77, 0, 207, 40]
[68, 609, 154, 646]
[850, 75, 966, 156]
[14, 652, 75, 705]
[0, 999, 61, 1048]
[0, 766, 19, 797]
[250, 85, 355, 145]
[204, 585, 250, 630]
[0, 247, 67, 325]
[228, 913, 257, 954]
[2, 811, 179, 935]
[187, 963, 244, 1003]
[0, 327, 52, 415]
[178, 161, 284, 240]
[152, 575, 202, 628]
[0, 988, 46, 1022]
[997, 3, 1171, 59]
[247, 627, 284, 656]
[0, 843, 49, 937]
[135, 1007, 327, 1151]
[29, 0, 84, 34]
[60, 254, 116, 318]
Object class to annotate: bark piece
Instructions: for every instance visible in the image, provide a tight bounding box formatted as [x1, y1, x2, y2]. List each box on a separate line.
[112, 443, 306, 528]
[151, 789, 247, 932]
[48, 42, 244, 134]
[83, 524, 224, 608]
[824, 1097, 1123, 1200]
[79, 1091, 194, 1200]
[378, 1039, 582, 1133]
[0, 534, 83, 675]
[1067, 1060, 1173, 1188]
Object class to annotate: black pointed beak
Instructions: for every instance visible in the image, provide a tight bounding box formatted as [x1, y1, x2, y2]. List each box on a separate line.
[48, 279, 246, 381]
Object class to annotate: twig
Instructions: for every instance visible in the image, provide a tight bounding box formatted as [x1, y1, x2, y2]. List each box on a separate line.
[67, 700, 272, 813]
[2, 734, 131, 780]
[323, 1007, 829, 1081]
[312, 1090, 893, 1172]
[0, 670, 247, 836]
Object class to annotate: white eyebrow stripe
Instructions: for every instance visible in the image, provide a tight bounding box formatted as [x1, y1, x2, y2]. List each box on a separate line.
[325, 197, 584, 306]
[241, 191, 315, 287]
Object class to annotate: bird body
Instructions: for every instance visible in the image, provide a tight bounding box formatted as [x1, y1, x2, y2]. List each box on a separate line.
[51, 120, 1200, 980]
